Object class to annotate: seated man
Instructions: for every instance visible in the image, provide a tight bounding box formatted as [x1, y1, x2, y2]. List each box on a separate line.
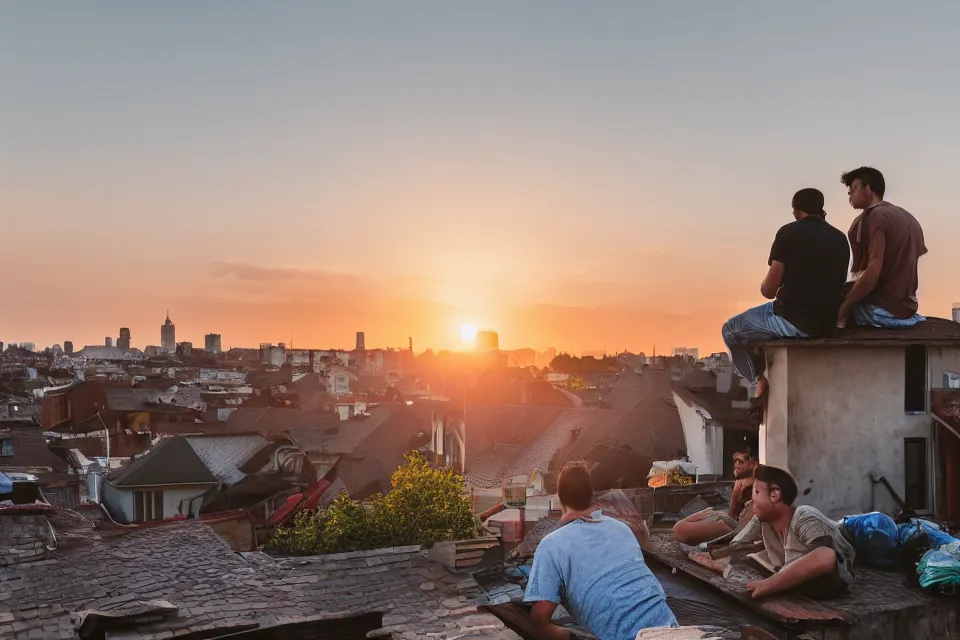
[524, 462, 677, 640]
[673, 450, 757, 546]
[722, 188, 850, 397]
[729, 465, 856, 599]
[838, 166, 928, 329]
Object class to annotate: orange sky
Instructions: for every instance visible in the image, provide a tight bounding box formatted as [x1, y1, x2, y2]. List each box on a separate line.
[4, 4, 959, 355]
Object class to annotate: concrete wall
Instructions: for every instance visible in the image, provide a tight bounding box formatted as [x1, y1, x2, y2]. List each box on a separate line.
[927, 346, 960, 390]
[762, 345, 960, 518]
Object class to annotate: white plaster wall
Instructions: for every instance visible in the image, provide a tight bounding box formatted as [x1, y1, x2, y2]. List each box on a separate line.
[672, 391, 717, 475]
[163, 486, 212, 518]
[766, 346, 937, 518]
[101, 483, 134, 523]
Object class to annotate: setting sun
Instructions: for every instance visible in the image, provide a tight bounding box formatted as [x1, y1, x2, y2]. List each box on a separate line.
[459, 323, 478, 343]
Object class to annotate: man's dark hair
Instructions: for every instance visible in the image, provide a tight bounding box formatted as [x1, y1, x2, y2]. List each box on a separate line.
[792, 188, 826, 218]
[557, 461, 594, 511]
[754, 464, 798, 506]
[841, 166, 886, 199]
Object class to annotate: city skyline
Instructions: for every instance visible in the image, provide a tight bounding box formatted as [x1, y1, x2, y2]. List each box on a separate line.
[5, 3, 960, 354]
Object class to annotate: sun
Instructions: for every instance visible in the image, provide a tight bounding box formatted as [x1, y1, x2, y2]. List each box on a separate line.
[460, 323, 478, 343]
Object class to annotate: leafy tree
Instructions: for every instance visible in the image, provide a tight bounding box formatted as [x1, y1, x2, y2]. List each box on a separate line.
[568, 375, 586, 392]
[375, 452, 477, 547]
[269, 452, 478, 554]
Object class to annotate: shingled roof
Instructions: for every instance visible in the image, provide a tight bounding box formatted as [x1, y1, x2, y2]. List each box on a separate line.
[110, 436, 218, 487]
[0, 506, 517, 639]
[224, 407, 341, 433]
[185, 434, 270, 485]
[550, 370, 685, 481]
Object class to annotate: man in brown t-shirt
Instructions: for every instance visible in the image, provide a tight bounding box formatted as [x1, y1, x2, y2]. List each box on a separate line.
[838, 166, 928, 329]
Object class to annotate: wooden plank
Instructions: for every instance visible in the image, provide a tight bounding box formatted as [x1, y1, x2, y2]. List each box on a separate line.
[456, 541, 499, 552]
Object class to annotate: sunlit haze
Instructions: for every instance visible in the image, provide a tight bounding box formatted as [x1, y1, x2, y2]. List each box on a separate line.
[4, 2, 959, 354]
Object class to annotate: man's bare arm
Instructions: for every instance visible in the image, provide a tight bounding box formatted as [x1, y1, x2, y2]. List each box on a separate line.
[747, 547, 837, 598]
[838, 231, 886, 324]
[528, 601, 573, 640]
[760, 261, 785, 300]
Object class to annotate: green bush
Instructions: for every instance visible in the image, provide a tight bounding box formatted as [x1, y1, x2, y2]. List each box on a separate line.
[269, 452, 478, 555]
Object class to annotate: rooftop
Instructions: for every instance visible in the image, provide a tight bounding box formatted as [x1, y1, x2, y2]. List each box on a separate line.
[762, 316, 960, 347]
[638, 530, 958, 640]
[0, 506, 519, 639]
[110, 436, 218, 487]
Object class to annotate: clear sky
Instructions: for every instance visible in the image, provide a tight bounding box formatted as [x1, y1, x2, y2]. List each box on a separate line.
[3, 1, 959, 354]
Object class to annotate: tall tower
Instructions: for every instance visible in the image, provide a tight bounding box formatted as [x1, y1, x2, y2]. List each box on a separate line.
[117, 327, 131, 351]
[356, 331, 366, 351]
[205, 333, 222, 355]
[953, 304, 960, 324]
[161, 311, 176, 352]
[105, 337, 113, 348]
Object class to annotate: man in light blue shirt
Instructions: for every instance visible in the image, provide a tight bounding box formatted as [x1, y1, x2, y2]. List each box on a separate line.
[523, 463, 678, 640]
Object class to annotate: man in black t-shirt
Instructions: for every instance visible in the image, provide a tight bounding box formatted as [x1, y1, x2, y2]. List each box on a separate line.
[722, 189, 850, 397]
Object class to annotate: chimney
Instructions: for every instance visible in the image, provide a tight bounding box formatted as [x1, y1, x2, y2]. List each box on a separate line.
[716, 364, 734, 394]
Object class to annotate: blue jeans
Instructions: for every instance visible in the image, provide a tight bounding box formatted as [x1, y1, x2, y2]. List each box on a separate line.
[722, 302, 807, 384]
[852, 303, 925, 329]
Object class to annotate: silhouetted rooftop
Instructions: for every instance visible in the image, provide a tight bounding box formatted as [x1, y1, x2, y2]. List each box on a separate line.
[761, 316, 960, 347]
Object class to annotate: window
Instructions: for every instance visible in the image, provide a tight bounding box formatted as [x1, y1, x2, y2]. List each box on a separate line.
[904, 345, 927, 412]
[0, 438, 12, 457]
[904, 438, 928, 511]
[133, 490, 164, 522]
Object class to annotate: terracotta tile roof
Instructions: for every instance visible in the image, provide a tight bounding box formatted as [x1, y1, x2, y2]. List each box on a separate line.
[762, 316, 960, 347]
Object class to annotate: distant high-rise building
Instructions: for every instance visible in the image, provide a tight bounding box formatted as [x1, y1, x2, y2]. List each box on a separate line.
[672, 347, 700, 360]
[954, 304, 960, 324]
[20, 342, 35, 352]
[64, 341, 74, 355]
[178, 341, 193, 355]
[475, 330, 499, 353]
[356, 331, 366, 351]
[161, 311, 176, 352]
[105, 337, 113, 348]
[117, 327, 131, 351]
[205, 333, 222, 355]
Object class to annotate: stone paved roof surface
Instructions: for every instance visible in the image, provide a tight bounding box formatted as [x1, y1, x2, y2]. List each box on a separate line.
[0, 507, 522, 640]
